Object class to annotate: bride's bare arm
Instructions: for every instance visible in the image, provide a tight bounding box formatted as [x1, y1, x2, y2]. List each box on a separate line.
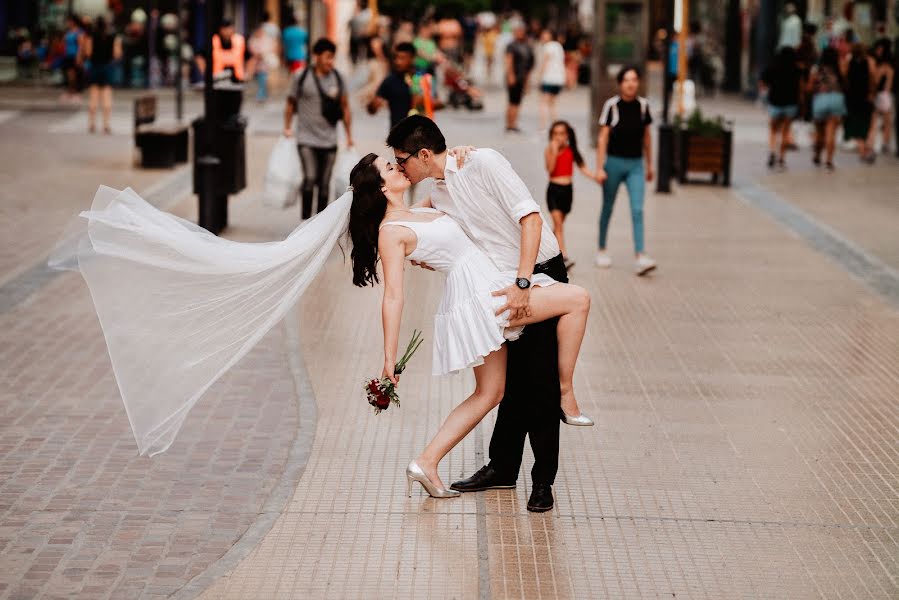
[378, 228, 407, 384]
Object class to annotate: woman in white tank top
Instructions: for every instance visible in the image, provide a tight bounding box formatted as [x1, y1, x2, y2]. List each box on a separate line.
[348, 153, 593, 497]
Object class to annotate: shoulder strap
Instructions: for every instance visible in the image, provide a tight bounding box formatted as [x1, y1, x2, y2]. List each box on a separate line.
[296, 68, 310, 96]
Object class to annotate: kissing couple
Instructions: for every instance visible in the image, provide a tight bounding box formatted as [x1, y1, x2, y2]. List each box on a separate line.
[58, 115, 593, 513]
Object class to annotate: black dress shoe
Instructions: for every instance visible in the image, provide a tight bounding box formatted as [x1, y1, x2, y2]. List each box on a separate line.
[527, 484, 554, 512]
[450, 464, 516, 492]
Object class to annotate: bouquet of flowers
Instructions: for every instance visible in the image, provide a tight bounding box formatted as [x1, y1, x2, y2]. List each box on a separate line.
[364, 329, 424, 414]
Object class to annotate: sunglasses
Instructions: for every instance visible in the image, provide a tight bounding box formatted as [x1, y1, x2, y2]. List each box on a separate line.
[395, 148, 423, 168]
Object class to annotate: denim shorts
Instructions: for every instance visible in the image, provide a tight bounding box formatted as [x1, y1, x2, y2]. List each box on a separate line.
[768, 104, 798, 120]
[812, 92, 847, 120]
[541, 83, 563, 95]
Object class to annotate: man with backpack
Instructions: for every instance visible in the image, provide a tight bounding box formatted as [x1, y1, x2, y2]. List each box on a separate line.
[284, 38, 354, 219]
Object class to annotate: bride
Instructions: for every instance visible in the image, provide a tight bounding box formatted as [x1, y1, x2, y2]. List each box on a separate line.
[56, 151, 590, 498]
[348, 153, 590, 497]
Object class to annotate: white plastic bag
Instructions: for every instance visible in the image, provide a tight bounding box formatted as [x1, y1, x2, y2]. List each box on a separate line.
[330, 147, 362, 202]
[264, 136, 302, 209]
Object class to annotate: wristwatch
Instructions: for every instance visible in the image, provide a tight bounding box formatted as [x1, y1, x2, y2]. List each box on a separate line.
[515, 277, 531, 290]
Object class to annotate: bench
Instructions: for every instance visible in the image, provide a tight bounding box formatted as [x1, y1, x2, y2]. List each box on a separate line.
[134, 96, 189, 168]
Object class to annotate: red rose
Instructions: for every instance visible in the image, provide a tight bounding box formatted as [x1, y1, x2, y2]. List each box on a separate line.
[374, 393, 391, 410]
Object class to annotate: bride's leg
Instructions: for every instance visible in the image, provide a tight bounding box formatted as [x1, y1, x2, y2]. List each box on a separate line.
[416, 346, 507, 489]
[508, 284, 591, 416]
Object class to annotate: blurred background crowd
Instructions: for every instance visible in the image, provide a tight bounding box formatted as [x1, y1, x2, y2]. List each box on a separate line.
[1, 0, 897, 102]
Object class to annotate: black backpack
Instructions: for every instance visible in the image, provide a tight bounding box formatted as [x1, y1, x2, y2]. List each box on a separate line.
[297, 67, 344, 125]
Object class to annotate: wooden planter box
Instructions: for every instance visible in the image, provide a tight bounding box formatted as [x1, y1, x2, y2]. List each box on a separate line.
[676, 128, 733, 186]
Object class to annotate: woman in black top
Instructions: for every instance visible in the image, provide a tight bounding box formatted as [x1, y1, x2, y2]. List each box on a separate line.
[84, 17, 122, 134]
[594, 66, 656, 276]
[842, 43, 876, 163]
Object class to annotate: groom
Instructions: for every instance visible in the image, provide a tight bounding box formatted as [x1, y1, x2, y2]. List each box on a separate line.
[387, 115, 567, 512]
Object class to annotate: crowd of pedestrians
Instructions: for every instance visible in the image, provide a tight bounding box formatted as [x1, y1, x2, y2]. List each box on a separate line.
[760, 6, 896, 171]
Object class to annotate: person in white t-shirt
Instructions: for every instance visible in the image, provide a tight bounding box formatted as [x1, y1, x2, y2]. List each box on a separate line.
[538, 30, 566, 130]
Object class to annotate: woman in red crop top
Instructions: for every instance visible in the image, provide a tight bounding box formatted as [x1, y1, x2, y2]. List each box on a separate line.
[545, 121, 595, 270]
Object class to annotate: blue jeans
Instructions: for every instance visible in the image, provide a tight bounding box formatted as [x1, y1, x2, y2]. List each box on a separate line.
[255, 71, 268, 101]
[599, 155, 645, 253]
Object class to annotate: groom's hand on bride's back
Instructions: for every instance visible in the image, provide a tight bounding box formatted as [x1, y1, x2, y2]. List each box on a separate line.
[448, 145, 477, 168]
[410, 260, 436, 271]
[492, 285, 532, 321]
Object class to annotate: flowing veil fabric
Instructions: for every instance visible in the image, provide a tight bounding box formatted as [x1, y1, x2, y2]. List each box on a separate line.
[50, 186, 353, 456]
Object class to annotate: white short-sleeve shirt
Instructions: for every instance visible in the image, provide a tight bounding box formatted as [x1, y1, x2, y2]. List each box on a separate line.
[429, 150, 560, 272]
[540, 41, 566, 86]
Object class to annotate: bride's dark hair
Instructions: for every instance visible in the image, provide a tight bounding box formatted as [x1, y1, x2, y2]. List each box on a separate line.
[348, 153, 388, 287]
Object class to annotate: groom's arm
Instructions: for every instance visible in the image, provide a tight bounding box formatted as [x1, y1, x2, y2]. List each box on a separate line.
[482, 151, 544, 320]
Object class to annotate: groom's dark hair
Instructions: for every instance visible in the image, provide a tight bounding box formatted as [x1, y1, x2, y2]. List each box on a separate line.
[386, 115, 447, 155]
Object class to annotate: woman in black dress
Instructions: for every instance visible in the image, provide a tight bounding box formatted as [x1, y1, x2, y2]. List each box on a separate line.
[842, 43, 876, 163]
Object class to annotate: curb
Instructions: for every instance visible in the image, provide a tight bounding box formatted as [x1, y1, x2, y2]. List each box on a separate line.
[171, 308, 317, 599]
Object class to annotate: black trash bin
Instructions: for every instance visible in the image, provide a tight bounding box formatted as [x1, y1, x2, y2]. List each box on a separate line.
[192, 115, 247, 196]
[192, 83, 247, 235]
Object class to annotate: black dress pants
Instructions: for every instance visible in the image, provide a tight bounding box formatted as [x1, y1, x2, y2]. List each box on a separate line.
[297, 145, 337, 219]
[488, 253, 568, 486]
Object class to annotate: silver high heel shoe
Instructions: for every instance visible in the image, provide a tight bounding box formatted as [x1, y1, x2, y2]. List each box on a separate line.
[406, 461, 461, 498]
[560, 409, 595, 426]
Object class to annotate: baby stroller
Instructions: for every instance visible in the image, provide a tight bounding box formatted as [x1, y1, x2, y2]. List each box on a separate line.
[443, 61, 483, 110]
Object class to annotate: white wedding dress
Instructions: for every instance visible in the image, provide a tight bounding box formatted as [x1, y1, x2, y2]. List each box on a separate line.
[51, 187, 555, 457]
[381, 208, 556, 375]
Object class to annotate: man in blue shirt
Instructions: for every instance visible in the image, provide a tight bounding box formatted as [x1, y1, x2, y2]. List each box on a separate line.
[367, 43, 420, 128]
[282, 14, 308, 73]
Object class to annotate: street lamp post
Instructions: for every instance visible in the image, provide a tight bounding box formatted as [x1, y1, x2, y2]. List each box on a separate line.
[176, 0, 185, 122]
[656, 0, 675, 193]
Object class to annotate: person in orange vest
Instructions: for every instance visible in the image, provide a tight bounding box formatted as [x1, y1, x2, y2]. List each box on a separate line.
[212, 19, 245, 82]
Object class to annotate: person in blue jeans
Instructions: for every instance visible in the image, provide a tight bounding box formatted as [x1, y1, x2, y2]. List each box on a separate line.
[594, 66, 657, 276]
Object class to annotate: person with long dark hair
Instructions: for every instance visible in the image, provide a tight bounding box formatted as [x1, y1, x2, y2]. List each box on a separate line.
[544, 121, 594, 269]
[386, 115, 592, 513]
[760, 46, 802, 169]
[842, 42, 876, 163]
[84, 16, 122, 134]
[54, 141, 592, 513]
[810, 47, 847, 170]
[348, 152, 591, 499]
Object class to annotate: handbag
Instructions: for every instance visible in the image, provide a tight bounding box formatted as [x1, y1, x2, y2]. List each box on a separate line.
[298, 67, 344, 125]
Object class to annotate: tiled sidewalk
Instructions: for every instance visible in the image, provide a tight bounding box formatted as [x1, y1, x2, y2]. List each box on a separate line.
[197, 120, 899, 597]
[1, 82, 897, 599]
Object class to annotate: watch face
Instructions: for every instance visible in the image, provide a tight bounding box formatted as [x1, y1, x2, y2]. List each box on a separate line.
[516, 278, 530, 289]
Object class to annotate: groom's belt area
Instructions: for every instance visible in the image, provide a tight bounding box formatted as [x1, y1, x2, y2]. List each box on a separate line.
[534, 254, 565, 276]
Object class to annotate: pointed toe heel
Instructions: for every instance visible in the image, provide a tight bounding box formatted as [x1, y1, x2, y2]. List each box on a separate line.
[560, 410, 595, 426]
[406, 461, 461, 498]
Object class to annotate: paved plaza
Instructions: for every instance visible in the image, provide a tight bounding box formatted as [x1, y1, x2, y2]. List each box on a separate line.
[0, 75, 898, 599]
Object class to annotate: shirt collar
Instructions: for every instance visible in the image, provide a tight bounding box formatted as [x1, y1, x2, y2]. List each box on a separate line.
[443, 154, 459, 176]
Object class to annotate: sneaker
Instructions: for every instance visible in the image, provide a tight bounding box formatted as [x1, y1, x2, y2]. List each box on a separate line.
[776, 158, 786, 171]
[635, 254, 657, 276]
[825, 162, 835, 172]
[767, 153, 776, 168]
[594, 251, 612, 268]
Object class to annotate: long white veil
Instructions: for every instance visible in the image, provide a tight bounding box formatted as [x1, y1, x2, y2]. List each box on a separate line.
[51, 186, 353, 456]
